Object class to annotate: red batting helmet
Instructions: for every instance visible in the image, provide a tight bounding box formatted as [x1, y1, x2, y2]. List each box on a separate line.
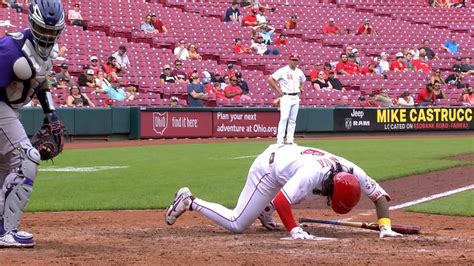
[331, 172, 361, 214]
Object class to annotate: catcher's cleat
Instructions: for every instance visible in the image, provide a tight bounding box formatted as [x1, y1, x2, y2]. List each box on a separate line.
[258, 203, 282, 231]
[0, 230, 35, 248]
[165, 187, 194, 225]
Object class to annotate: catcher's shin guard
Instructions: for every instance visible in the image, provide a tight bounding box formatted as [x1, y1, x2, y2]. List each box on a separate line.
[0, 144, 39, 232]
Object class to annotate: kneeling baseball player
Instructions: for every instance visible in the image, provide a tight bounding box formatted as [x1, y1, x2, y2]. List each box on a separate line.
[165, 144, 402, 240]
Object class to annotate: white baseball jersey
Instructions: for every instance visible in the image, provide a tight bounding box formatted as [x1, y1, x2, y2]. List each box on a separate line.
[191, 144, 388, 233]
[270, 65, 306, 94]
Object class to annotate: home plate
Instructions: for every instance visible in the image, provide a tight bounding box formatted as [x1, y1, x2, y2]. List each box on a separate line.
[280, 237, 337, 241]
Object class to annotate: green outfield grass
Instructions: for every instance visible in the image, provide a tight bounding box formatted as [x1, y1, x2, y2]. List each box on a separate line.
[406, 190, 474, 217]
[27, 137, 474, 212]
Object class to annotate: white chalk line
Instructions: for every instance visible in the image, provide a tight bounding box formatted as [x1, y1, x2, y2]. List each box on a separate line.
[345, 184, 474, 220]
[209, 155, 258, 160]
[39, 166, 129, 172]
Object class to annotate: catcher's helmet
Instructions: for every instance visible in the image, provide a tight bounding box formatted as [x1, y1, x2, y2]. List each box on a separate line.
[331, 172, 361, 214]
[28, 0, 65, 58]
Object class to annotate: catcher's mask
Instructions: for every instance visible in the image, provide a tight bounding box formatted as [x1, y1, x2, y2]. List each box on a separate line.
[314, 163, 360, 214]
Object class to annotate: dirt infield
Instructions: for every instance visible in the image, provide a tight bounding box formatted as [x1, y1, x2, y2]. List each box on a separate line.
[2, 135, 473, 265]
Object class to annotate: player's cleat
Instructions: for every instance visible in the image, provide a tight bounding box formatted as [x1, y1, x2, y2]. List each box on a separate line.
[0, 230, 35, 248]
[165, 187, 194, 225]
[258, 203, 282, 231]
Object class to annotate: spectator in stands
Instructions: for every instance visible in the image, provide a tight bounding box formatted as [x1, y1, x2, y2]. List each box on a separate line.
[430, 69, 446, 84]
[323, 18, 341, 35]
[365, 93, 380, 107]
[224, 76, 251, 101]
[432, 81, 445, 99]
[47, 71, 57, 88]
[416, 83, 436, 106]
[256, 7, 268, 26]
[103, 56, 121, 74]
[169, 96, 180, 107]
[375, 88, 394, 107]
[89, 56, 100, 74]
[336, 53, 358, 75]
[68, 3, 84, 27]
[224, 1, 241, 23]
[206, 81, 226, 100]
[441, 34, 460, 54]
[460, 57, 473, 74]
[78, 67, 96, 88]
[250, 35, 279, 55]
[347, 53, 361, 73]
[344, 46, 353, 57]
[413, 51, 431, 73]
[150, 13, 168, 33]
[56, 76, 70, 91]
[356, 18, 377, 36]
[222, 75, 231, 89]
[310, 62, 323, 82]
[397, 91, 414, 107]
[322, 62, 334, 78]
[452, 57, 463, 71]
[460, 85, 473, 106]
[327, 71, 344, 91]
[233, 38, 252, 54]
[112, 45, 130, 71]
[212, 71, 225, 83]
[160, 64, 177, 84]
[360, 60, 377, 75]
[140, 15, 157, 33]
[174, 39, 190, 61]
[188, 43, 202, 60]
[356, 95, 367, 107]
[336, 95, 350, 107]
[55, 63, 72, 83]
[274, 33, 287, 46]
[419, 39, 436, 60]
[95, 70, 107, 88]
[170, 60, 188, 84]
[3, 0, 23, 13]
[95, 76, 130, 101]
[187, 72, 208, 107]
[226, 64, 236, 77]
[445, 68, 464, 88]
[351, 48, 361, 65]
[235, 71, 249, 94]
[242, 6, 259, 26]
[312, 71, 333, 91]
[375, 52, 390, 74]
[390, 52, 406, 72]
[254, 25, 276, 45]
[403, 51, 415, 71]
[124, 84, 139, 101]
[66, 85, 95, 107]
[284, 15, 297, 30]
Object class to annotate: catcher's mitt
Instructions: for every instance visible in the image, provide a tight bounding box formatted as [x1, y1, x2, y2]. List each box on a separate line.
[31, 113, 65, 161]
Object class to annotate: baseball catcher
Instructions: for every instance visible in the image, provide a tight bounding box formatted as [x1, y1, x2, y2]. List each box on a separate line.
[0, 0, 65, 247]
[165, 144, 402, 240]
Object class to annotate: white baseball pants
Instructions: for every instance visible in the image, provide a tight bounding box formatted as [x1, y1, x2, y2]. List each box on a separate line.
[191, 148, 284, 233]
[276, 95, 300, 143]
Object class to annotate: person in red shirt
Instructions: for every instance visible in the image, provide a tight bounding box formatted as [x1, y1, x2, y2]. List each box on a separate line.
[206, 81, 227, 100]
[356, 18, 377, 36]
[336, 53, 359, 75]
[310, 62, 323, 82]
[284, 15, 297, 30]
[233, 38, 252, 54]
[150, 13, 167, 33]
[390, 52, 406, 72]
[365, 94, 380, 107]
[322, 18, 341, 35]
[242, 6, 258, 26]
[416, 83, 436, 106]
[413, 54, 432, 73]
[102, 56, 121, 74]
[360, 61, 377, 75]
[226, 63, 236, 77]
[224, 77, 252, 101]
[274, 34, 287, 46]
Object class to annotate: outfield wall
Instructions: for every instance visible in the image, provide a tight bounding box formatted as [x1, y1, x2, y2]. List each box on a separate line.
[19, 107, 473, 139]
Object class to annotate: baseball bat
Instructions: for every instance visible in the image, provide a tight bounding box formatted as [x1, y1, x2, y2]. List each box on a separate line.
[298, 217, 421, 234]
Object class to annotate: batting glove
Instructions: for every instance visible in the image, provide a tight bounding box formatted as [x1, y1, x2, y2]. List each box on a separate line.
[379, 227, 403, 238]
[290, 226, 315, 240]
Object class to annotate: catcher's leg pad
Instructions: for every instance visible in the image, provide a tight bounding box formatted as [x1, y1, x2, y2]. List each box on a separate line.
[1, 144, 39, 233]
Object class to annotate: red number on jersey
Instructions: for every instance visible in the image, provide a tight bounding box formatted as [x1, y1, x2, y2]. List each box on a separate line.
[301, 149, 325, 156]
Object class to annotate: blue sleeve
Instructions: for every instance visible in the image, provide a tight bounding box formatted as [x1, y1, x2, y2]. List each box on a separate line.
[442, 41, 449, 47]
[224, 8, 232, 21]
[0, 35, 24, 88]
[187, 84, 193, 95]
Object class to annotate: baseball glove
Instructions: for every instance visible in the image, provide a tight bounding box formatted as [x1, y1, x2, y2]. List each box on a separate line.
[31, 113, 65, 161]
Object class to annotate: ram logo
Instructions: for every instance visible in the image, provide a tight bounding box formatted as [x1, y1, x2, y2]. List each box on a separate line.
[345, 118, 352, 130]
